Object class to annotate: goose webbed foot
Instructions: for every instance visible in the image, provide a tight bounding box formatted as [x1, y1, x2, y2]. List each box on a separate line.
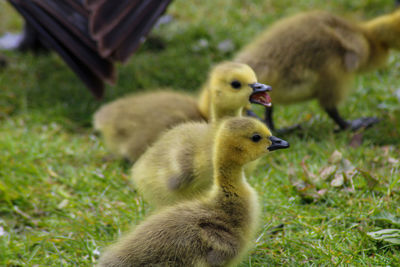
[335, 117, 380, 132]
[275, 124, 302, 135]
[325, 107, 379, 132]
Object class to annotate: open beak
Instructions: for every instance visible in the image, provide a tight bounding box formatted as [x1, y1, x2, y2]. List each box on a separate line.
[268, 136, 289, 151]
[249, 82, 272, 107]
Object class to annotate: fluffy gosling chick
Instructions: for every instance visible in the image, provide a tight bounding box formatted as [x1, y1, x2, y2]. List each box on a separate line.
[94, 62, 270, 162]
[94, 91, 203, 162]
[235, 10, 400, 131]
[97, 117, 289, 267]
[131, 63, 271, 208]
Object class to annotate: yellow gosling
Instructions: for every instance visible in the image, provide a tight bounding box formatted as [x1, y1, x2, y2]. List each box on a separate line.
[94, 62, 271, 162]
[235, 10, 400, 131]
[97, 117, 289, 267]
[131, 62, 271, 208]
[94, 90, 204, 162]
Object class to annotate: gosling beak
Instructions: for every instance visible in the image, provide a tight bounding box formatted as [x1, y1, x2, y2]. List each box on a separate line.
[268, 136, 289, 151]
[249, 82, 272, 107]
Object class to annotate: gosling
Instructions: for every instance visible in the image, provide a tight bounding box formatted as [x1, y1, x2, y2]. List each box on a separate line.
[94, 90, 203, 161]
[131, 63, 271, 208]
[93, 62, 271, 162]
[97, 117, 289, 267]
[235, 10, 400, 131]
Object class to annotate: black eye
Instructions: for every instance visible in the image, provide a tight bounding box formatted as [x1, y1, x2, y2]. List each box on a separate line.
[251, 134, 262, 142]
[230, 80, 241, 89]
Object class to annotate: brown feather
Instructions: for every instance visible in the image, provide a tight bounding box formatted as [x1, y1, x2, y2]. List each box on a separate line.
[9, 0, 105, 98]
[33, 0, 95, 50]
[17, 0, 116, 84]
[7, 0, 173, 97]
[89, 0, 140, 39]
[112, 0, 172, 62]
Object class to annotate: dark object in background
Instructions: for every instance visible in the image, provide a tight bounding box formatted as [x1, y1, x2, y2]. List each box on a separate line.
[7, 0, 173, 98]
[12, 22, 49, 53]
[0, 54, 7, 69]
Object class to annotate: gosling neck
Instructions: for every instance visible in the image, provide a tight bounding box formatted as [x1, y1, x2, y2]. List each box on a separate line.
[206, 155, 253, 233]
[360, 16, 392, 70]
[213, 154, 245, 190]
[197, 84, 210, 119]
[362, 14, 396, 47]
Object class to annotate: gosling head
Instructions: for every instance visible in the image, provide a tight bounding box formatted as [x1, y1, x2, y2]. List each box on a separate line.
[208, 62, 272, 118]
[215, 117, 289, 165]
[365, 9, 400, 49]
[387, 9, 400, 49]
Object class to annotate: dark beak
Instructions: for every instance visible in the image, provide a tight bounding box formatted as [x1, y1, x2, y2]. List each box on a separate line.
[268, 136, 289, 151]
[249, 82, 272, 93]
[249, 83, 272, 106]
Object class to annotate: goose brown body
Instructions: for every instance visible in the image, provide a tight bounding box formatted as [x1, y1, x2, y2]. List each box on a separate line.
[98, 117, 289, 267]
[235, 10, 400, 130]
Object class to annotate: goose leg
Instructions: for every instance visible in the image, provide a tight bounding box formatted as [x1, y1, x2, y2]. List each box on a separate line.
[245, 109, 264, 122]
[325, 107, 379, 131]
[264, 106, 274, 131]
[264, 106, 301, 134]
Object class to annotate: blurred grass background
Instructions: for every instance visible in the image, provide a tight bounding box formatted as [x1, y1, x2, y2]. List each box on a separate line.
[0, 0, 399, 265]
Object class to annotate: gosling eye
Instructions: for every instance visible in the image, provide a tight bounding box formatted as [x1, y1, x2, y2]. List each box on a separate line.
[251, 134, 262, 142]
[230, 80, 242, 89]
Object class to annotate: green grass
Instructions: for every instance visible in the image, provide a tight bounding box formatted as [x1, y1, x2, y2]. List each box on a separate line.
[0, 0, 399, 265]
